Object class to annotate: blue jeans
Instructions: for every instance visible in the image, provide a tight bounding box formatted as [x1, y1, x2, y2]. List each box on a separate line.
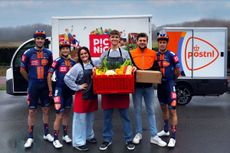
[132, 87, 158, 137]
[102, 108, 133, 143]
[72, 112, 95, 147]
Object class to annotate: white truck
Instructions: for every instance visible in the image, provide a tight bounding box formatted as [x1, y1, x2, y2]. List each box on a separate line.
[6, 15, 153, 95]
[163, 27, 228, 104]
[5, 16, 229, 105]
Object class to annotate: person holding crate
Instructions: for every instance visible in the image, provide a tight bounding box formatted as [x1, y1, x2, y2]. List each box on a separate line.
[64, 46, 98, 152]
[130, 33, 167, 147]
[47, 41, 76, 148]
[156, 31, 180, 148]
[95, 29, 135, 151]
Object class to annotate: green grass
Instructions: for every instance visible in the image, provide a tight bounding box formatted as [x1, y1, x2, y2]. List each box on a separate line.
[0, 66, 9, 76]
[0, 84, 6, 90]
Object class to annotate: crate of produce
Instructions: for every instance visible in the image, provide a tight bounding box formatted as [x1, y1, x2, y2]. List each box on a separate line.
[93, 73, 134, 94]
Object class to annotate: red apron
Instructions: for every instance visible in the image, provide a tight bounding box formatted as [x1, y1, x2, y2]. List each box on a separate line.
[73, 91, 98, 113]
[101, 94, 130, 110]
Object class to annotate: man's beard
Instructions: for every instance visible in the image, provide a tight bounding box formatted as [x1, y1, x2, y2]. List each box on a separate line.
[139, 45, 147, 50]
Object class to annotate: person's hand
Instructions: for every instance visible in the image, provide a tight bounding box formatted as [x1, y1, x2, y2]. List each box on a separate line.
[49, 91, 53, 97]
[92, 67, 97, 73]
[80, 83, 88, 90]
[132, 66, 137, 72]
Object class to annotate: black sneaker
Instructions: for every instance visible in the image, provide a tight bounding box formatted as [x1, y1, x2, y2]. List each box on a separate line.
[99, 141, 112, 151]
[75, 145, 89, 151]
[126, 141, 135, 150]
[87, 138, 97, 144]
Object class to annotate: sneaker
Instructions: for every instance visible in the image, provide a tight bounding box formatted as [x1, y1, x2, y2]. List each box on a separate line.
[75, 145, 89, 151]
[132, 133, 142, 144]
[157, 130, 170, 137]
[53, 140, 63, 148]
[24, 138, 34, 148]
[62, 135, 72, 143]
[99, 141, 112, 151]
[150, 135, 167, 147]
[126, 141, 135, 150]
[43, 134, 54, 142]
[168, 138, 176, 147]
[87, 137, 97, 144]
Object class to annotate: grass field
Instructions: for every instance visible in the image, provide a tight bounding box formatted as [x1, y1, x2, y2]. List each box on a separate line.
[0, 66, 9, 76]
[0, 84, 5, 90]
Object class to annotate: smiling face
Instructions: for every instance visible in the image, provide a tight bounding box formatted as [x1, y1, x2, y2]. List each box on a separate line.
[158, 40, 168, 52]
[34, 37, 45, 49]
[60, 46, 70, 57]
[110, 34, 120, 47]
[137, 37, 148, 50]
[79, 48, 89, 63]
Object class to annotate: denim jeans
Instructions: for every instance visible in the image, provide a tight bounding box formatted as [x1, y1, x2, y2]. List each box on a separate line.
[132, 87, 158, 137]
[102, 108, 133, 143]
[72, 112, 95, 147]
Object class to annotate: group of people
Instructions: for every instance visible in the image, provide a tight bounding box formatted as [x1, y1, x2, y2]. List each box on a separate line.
[20, 29, 180, 151]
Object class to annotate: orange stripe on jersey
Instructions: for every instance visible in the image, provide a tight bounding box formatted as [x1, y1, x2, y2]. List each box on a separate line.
[36, 51, 44, 59]
[65, 60, 70, 67]
[160, 54, 165, 76]
[37, 66, 44, 79]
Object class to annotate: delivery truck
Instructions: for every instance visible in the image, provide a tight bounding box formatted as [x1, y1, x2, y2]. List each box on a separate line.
[6, 15, 153, 95]
[6, 16, 228, 105]
[163, 27, 228, 105]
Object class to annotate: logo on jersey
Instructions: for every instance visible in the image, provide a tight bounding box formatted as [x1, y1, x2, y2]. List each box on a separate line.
[59, 66, 68, 72]
[30, 60, 40, 66]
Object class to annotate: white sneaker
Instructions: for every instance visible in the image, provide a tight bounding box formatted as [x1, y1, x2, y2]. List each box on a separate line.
[168, 138, 176, 147]
[157, 130, 170, 137]
[24, 138, 34, 148]
[62, 135, 72, 143]
[150, 135, 167, 147]
[53, 140, 63, 148]
[43, 134, 54, 142]
[132, 133, 142, 144]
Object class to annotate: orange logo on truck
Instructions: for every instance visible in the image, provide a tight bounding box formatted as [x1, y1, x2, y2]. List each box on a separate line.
[184, 37, 219, 71]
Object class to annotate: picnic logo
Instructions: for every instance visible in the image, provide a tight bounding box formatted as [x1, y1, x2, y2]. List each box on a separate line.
[184, 37, 219, 71]
[89, 34, 111, 57]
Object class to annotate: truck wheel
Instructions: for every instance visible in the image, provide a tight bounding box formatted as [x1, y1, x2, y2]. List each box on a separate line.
[176, 84, 192, 105]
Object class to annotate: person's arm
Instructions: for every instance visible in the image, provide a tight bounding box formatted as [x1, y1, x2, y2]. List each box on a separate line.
[20, 68, 28, 81]
[64, 63, 87, 91]
[20, 51, 29, 81]
[171, 53, 181, 78]
[47, 60, 57, 96]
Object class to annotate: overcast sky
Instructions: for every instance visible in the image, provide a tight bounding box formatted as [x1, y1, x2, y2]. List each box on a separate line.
[0, 0, 229, 28]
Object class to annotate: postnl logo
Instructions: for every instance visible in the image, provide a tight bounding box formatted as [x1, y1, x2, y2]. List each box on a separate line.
[184, 37, 219, 71]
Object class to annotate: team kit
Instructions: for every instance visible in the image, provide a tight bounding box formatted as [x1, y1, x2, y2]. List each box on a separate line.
[21, 30, 180, 151]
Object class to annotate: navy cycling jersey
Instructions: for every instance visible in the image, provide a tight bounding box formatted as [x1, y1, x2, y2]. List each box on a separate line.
[48, 57, 76, 87]
[21, 48, 53, 81]
[157, 50, 180, 81]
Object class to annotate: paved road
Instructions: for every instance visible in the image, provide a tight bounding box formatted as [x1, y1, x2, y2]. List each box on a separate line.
[1, 91, 230, 153]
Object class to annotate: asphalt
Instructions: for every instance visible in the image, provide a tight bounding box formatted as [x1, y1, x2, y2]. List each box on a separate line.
[1, 91, 230, 153]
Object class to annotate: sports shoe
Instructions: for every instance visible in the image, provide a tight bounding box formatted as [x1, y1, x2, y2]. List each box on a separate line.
[53, 140, 63, 148]
[126, 141, 135, 150]
[99, 141, 112, 151]
[132, 133, 142, 144]
[75, 145, 89, 151]
[168, 138, 176, 147]
[87, 137, 97, 144]
[24, 138, 34, 148]
[150, 135, 167, 147]
[62, 135, 72, 143]
[43, 134, 54, 142]
[157, 130, 170, 137]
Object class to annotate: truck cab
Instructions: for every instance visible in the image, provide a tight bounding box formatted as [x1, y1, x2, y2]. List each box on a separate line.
[6, 37, 51, 95]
